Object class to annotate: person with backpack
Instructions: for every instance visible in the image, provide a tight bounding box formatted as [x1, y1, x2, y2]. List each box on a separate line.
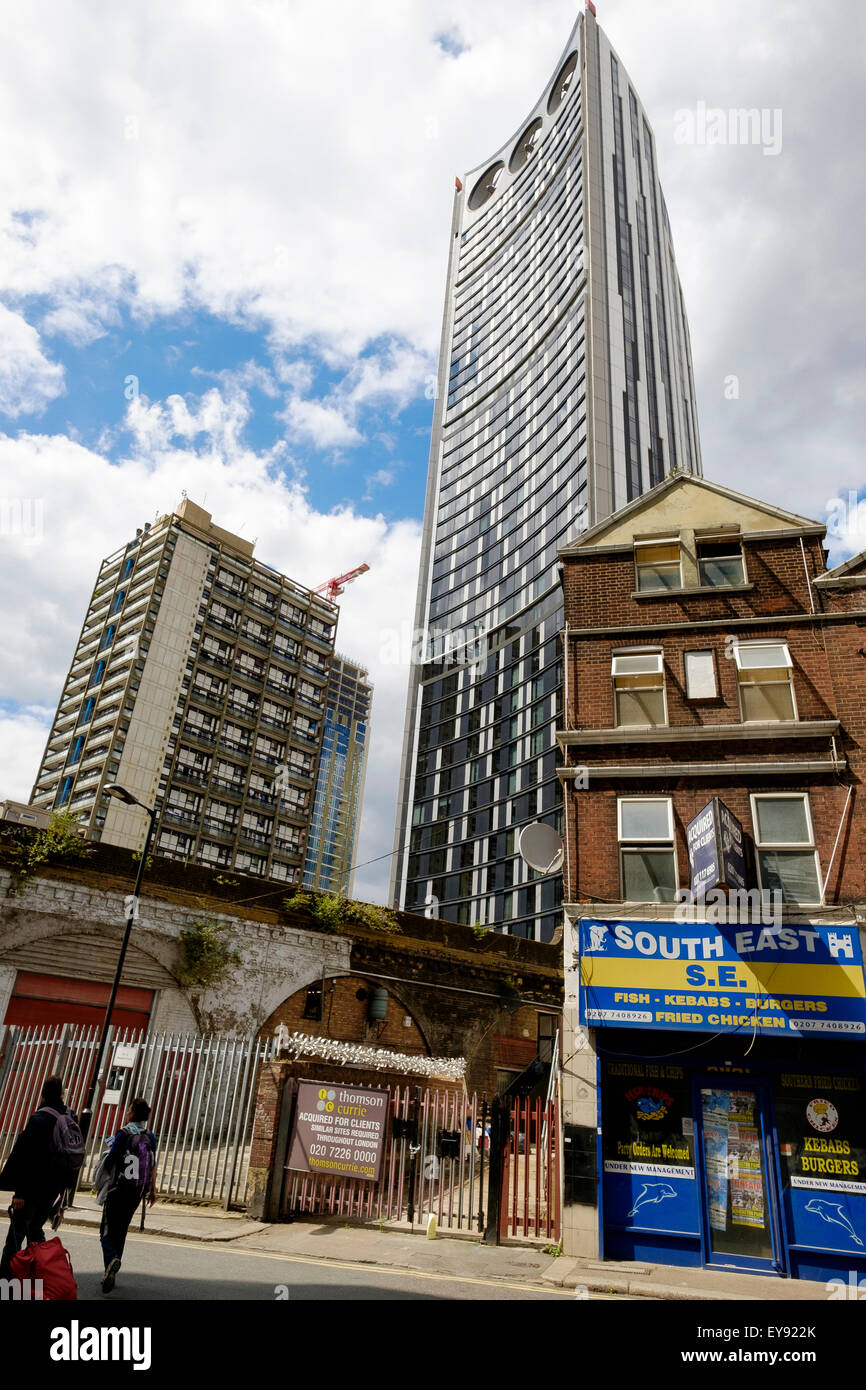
[99, 1097, 157, 1294]
[0, 1074, 84, 1279]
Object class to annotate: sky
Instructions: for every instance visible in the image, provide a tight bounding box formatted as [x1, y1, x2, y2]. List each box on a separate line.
[1, 0, 864, 903]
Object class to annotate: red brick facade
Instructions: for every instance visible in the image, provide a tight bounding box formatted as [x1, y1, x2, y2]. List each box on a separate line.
[264, 975, 429, 1056]
[558, 489, 866, 909]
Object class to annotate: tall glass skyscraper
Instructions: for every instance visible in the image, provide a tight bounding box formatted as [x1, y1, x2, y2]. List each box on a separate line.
[303, 655, 371, 895]
[391, 5, 702, 940]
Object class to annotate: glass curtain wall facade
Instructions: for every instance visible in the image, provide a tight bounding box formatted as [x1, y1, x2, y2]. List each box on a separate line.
[391, 7, 702, 940]
[303, 656, 372, 895]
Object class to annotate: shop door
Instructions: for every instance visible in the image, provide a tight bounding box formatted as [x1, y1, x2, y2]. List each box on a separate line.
[696, 1081, 784, 1274]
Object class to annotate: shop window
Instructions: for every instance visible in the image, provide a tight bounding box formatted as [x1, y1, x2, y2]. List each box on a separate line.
[734, 642, 796, 722]
[698, 538, 746, 587]
[612, 651, 666, 727]
[684, 650, 718, 700]
[751, 794, 821, 904]
[634, 539, 681, 592]
[618, 797, 678, 902]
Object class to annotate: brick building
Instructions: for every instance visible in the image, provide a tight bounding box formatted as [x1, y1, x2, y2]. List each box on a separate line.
[556, 474, 866, 1284]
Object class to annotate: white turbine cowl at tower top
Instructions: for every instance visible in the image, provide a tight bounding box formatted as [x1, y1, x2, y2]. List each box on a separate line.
[518, 823, 564, 875]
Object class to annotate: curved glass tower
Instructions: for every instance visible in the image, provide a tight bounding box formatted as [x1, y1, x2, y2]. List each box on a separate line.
[392, 5, 702, 939]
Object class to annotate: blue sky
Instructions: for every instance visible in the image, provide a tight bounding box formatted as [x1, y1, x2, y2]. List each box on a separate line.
[20, 302, 434, 524]
[0, 0, 864, 902]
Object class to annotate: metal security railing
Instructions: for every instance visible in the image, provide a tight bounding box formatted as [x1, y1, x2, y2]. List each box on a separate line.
[0, 1024, 267, 1208]
[281, 1084, 491, 1233]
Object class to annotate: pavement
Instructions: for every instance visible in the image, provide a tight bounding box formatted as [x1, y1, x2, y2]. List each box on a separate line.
[61, 1194, 833, 1301]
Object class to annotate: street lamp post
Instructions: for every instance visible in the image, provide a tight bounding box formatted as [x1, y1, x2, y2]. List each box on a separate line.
[77, 784, 157, 1145]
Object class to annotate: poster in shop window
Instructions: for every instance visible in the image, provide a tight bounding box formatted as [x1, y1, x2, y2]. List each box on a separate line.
[774, 1071, 866, 1253]
[602, 1060, 698, 1234]
[701, 1089, 765, 1231]
[701, 1091, 731, 1231]
[727, 1092, 764, 1229]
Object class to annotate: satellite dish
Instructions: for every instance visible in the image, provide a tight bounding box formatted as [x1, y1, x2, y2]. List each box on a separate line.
[518, 823, 564, 874]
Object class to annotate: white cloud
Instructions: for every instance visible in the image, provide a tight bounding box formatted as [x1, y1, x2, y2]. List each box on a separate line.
[0, 708, 54, 803]
[363, 468, 398, 501]
[0, 304, 65, 417]
[283, 397, 363, 450]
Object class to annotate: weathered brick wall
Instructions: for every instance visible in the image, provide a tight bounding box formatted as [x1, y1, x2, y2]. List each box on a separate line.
[561, 535, 825, 636]
[264, 975, 429, 1056]
[0, 866, 351, 1035]
[560, 531, 866, 909]
[0, 841, 562, 1087]
[817, 570, 866, 901]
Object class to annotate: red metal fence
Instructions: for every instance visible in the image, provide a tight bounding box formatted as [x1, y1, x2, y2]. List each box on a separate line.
[279, 1082, 561, 1245]
[498, 1094, 561, 1242]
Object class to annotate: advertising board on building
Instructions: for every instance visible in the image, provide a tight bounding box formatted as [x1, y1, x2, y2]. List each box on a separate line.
[287, 1080, 389, 1182]
[578, 919, 866, 1036]
[686, 798, 747, 897]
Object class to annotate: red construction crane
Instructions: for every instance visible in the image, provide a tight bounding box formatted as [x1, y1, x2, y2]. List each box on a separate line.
[315, 564, 370, 603]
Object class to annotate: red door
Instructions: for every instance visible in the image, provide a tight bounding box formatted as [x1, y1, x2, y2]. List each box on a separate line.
[3, 972, 153, 1032]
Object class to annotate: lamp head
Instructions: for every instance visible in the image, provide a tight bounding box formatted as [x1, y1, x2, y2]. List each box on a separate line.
[104, 783, 139, 807]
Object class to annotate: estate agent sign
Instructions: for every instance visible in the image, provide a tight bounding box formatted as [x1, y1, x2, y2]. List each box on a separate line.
[287, 1080, 389, 1182]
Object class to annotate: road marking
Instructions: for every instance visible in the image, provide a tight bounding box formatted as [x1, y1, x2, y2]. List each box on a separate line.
[67, 1227, 578, 1297]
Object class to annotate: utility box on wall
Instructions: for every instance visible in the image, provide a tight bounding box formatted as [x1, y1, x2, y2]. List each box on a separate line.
[562, 1123, 597, 1206]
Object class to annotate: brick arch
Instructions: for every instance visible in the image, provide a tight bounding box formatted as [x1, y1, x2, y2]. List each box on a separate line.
[261, 974, 431, 1056]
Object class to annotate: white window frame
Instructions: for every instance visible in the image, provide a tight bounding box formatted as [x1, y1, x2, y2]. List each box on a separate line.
[696, 536, 747, 588]
[750, 793, 822, 905]
[733, 641, 797, 723]
[612, 649, 667, 728]
[634, 538, 682, 594]
[617, 796, 679, 903]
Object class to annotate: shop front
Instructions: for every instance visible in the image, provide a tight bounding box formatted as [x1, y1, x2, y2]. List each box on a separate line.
[579, 917, 866, 1283]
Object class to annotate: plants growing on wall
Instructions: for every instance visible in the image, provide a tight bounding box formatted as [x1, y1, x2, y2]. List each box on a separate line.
[283, 890, 401, 936]
[2, 811, 92, 892]
[174, 913, 241, 990]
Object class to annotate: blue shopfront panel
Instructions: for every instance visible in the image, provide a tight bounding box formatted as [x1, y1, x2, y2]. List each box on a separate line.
[601, 1058, 702, 1266]
[773, 1070, 866, 1282]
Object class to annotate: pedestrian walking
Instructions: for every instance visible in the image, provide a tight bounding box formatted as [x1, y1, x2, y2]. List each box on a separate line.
[0, 1074, 84, 1278]
[98, 1097, 157, 1294]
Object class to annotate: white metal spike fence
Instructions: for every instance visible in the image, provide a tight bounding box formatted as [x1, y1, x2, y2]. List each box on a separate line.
[0, 1024, 267, 1208]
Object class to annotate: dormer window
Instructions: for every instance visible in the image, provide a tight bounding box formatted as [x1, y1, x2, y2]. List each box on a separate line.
[698, 538, 746, 587]
[634, 540, 681, 593]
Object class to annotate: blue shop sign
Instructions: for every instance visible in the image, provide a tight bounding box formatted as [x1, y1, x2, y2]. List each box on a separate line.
[579, 918, 866, 1036]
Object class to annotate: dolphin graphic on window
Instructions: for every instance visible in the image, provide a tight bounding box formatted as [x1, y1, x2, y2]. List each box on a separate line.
[804, 1199, 863, 1247]
[627, 1183, 677, 1218]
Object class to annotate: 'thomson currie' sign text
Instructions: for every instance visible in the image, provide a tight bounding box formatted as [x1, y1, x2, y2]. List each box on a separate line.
[287, 1081, 388, 1182]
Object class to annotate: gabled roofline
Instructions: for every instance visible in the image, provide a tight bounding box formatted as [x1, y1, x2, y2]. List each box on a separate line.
[815, 546, 866, 583]
[558, 473, 824, 555]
